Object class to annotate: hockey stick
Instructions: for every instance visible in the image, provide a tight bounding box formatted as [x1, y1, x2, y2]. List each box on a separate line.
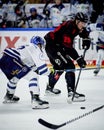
[72, 49, 87, 101]
[91, 42, 104, 48]
[38, 105, 104, 129]
[13, 59, 30, 75]
[56, 67, 104, 72]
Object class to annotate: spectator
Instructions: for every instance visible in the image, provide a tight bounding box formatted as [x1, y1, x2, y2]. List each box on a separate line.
[0, 1, 18, 28]
[14, 1, 27, 28]
[27, 7, 44, 28]
[96, 9, 104, 24]
[0, 0, 6, 28]
[72, 0, 93, 22]
[50, 0, 65, 27]
[51, 0, 65, 11]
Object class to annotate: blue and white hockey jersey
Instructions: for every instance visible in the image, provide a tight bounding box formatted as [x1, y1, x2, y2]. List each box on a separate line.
[87, 23, 104, 50]
[3, 44, 50, 76]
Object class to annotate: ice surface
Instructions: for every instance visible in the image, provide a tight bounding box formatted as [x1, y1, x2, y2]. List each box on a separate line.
[0, 69, 104, 130]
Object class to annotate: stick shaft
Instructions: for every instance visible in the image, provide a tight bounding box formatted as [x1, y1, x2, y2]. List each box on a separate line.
[55, 67, 104, 72]
[38, 105, 104, 129]
[66, 105, 104, 124]
[72, 49, 86, 101]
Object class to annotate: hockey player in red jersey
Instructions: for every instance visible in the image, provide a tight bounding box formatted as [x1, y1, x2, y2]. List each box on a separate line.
[44, 12, 91, 102]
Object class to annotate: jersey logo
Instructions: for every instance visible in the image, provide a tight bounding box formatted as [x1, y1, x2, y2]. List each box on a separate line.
[11, 69, 20, 75]
[55, 59, 61, 65]
[39, 53, 45, 60]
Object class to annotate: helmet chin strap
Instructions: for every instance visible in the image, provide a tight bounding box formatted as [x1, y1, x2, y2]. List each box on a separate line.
[37, 44, 43, 52]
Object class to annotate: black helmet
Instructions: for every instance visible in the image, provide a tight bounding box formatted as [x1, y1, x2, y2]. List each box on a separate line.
[75, 12, 88, 23]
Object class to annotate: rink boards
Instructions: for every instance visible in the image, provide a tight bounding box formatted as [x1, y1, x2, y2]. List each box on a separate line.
[0, 28, 104, 67]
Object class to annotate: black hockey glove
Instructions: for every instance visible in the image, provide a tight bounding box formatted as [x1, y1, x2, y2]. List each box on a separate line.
[76, 56, 86, 68]
[82, 38, 91, 50]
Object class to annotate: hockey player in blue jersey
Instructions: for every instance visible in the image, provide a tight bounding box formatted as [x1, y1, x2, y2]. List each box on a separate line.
[0, 36, 52, 109]
[94, 31, 104, 75]
[87, 21, 104, 75]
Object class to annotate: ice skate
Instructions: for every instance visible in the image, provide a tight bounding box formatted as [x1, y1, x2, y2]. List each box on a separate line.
[67, 91, 85, 103]
[45, 85, 61, 96]
[93, 68, 100, 76]
[31, 94, 49, 109]
[3, 90, 20, 103]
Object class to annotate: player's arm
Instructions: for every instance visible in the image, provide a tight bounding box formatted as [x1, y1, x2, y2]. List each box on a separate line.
[66, 47, 86, 68]
[27, 45, 50, 76]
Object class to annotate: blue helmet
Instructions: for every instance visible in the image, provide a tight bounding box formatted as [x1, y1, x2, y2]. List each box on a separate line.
[30, 36, 44, 45]
[30, 7, 37, 13]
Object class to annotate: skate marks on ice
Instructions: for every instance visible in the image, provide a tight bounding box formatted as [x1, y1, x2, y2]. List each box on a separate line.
[0, 70, 104, 130]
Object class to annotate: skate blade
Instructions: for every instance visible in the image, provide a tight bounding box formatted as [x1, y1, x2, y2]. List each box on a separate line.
[94, 73, 98, 76]
[45, 91, 61, 96]
[32, 104, 49, 109]
[72, 98, 86, 102]
[3, 100, 19, 104]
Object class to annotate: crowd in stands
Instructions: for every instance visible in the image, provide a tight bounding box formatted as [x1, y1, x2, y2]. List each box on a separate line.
[0, 0, 104, 28]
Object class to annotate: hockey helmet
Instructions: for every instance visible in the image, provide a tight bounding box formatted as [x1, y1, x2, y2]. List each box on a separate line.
[30, 7, 37, 13]
[75, 12, 88, 23]
[30, 36, 44, 46]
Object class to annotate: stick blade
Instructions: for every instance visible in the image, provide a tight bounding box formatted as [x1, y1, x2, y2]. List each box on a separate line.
[38, 118, 60, 129]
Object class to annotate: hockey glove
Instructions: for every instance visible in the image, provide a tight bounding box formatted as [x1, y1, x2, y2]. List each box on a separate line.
[76, 56, 86, 68]
[48, 64, 55, 74]
[50, 67, 55, 74]
[82, 38, 91, 50]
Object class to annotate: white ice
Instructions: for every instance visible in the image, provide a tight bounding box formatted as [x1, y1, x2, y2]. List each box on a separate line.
[0, 69, 104, 130]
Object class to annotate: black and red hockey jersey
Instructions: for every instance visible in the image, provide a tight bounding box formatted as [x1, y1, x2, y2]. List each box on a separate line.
[44, 20, 89, 48]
